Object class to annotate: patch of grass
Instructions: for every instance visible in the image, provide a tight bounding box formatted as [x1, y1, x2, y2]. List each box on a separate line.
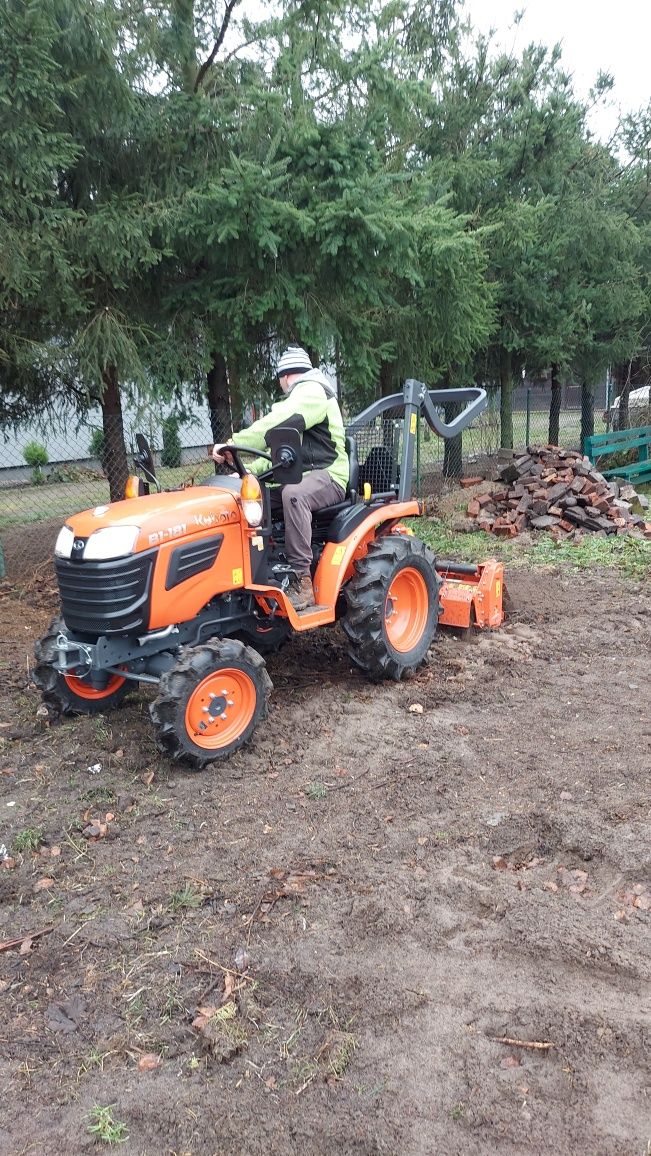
[451, 1101, 466, 1120]
[326, 1030, 357, 1078]
[417, 516, 650, 580]
[87, 1105, 127, 1145]
[160, 987, 185, 1024]
[78, 1048, 111, 1080]
[305, 781, 328, 801]
[124, 990, 146, 1024]
[168, 883, 202, 913]
[290, 1058, 319, 1087]
[13, 827, 44, 853]
[86, 1047, 110, 1071]
[81, 785, 116, 806]
[214, 1017, 250, 1050]
[91, 719, 112, 745]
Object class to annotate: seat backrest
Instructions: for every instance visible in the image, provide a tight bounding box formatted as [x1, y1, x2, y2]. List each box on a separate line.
[357, 445, 397, 494]
[345, 435, 359, 499]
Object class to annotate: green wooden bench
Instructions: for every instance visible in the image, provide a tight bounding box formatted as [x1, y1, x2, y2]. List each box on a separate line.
[584, 425, 651, 484]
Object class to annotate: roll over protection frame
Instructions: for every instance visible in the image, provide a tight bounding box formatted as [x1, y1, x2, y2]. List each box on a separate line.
[347, 379, 488, 503]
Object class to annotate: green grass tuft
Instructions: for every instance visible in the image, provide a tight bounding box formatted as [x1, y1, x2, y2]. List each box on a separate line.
[13, 827, 44, 853]
[87, 1105, 127, 1145]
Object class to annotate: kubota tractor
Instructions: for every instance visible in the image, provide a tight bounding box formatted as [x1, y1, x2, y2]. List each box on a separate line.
[34, 380, 490, 766]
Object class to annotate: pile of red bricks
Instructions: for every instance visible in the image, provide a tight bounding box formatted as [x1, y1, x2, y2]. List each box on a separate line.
[463, 446, 651, 539]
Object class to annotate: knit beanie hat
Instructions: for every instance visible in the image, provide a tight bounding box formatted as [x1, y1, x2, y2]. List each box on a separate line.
[276, 345, 313, 377]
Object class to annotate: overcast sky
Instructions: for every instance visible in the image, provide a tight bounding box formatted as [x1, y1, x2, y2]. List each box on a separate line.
[462, 0, 651, 140]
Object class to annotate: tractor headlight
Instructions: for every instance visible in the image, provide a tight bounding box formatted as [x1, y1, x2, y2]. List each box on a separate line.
[242, 500, 263, 527]
[240, 474, 263, 527]
[55, 525, 75, 559]
[84, 526, 139, 560]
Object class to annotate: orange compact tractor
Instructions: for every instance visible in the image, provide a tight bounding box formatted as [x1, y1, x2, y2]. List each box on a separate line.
[35, 380, 499, 766]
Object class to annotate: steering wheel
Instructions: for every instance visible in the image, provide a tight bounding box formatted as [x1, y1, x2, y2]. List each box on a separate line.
[215, 444, 272, 478]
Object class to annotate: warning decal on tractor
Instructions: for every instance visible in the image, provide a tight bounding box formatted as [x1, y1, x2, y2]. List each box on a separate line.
[232, 568, 243, 585]
[331, 545, 346, 565]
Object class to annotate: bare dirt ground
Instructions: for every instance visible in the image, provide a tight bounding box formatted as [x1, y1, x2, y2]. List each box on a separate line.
[0, 556, 649, 1156]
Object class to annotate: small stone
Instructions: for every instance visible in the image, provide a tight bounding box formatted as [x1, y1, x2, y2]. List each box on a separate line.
[485, 811, 508, 827]
[559, 791, 573, 801]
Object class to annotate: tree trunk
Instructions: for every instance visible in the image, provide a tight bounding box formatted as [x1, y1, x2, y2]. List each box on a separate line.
[334, 337, 344, 413]
[442, 374, 462, 480]
[171, 0, 198, 92]
[206, 351, 232, 445]
[378, 359, 397, 399]
[100, 364, 129, 503]
[228, 358, 245, 433]
[378, 361, 399, 455]
[618, 360, 633, 431]
[499, 347, 513, 450]
[580, 379, 595, 452]
[548, 362, 561, 446]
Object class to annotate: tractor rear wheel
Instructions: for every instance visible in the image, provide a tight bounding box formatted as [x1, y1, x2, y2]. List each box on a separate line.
[150, 638, 272, 767]
[342, 536, 441, 681]
[34, 617, 132, 715]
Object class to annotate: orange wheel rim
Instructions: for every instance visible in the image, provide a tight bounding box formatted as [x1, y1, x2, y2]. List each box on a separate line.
[384, 568, 429, 653]
[185, 668, 257, 750]
[64, 668, 127, 700]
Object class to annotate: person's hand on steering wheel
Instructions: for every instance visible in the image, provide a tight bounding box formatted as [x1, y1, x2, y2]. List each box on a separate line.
[210, 443, 272, 477]
[211, 442, 234, 465]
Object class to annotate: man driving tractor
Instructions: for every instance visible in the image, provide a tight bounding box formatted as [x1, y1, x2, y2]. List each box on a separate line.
[212, 345, 349, 611]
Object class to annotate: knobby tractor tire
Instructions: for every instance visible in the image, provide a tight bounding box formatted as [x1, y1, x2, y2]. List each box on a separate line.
[33, 617, 132, 716]
[150, 638, 272, 768]
[342, 535, 441, 682]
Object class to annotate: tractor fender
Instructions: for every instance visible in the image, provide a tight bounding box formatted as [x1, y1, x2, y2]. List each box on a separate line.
[313, 500, 420, 606]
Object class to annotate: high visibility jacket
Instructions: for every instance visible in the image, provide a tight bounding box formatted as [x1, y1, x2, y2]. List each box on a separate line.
[232, 368, 349, 491]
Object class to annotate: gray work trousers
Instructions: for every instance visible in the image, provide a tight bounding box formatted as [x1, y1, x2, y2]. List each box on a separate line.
[270, 470, 345, 577]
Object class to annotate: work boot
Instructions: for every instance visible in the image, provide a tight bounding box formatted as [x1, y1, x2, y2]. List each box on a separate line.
[288, 575, 316, 612]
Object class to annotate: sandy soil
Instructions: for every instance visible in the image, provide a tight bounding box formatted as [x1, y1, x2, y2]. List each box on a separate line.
[0, 559, 649, 1156]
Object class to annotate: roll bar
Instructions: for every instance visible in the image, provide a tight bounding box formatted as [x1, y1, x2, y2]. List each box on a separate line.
[347, 379, 487, 502]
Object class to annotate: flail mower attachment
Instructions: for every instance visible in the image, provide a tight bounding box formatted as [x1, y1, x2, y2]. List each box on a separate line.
[436, 558, 505, 630]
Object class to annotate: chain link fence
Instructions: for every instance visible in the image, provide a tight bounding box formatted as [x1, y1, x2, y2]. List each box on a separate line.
[0, 383, 610, 583]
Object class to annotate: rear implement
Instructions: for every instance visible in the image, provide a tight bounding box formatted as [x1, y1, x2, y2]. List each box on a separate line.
[436, 559, 505, 630]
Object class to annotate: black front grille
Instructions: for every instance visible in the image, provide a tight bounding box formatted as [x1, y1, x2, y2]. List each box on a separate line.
[56, 550, 155, 636]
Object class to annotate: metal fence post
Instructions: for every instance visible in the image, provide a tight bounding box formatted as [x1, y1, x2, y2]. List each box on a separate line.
[525, 388, 531, 448]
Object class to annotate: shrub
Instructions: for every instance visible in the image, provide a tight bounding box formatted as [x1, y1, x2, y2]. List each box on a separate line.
[161, 416, 182, 468]
[88, 428, 105, 460]
[88, 427, 108, 475]
[23, 441, 48, 484]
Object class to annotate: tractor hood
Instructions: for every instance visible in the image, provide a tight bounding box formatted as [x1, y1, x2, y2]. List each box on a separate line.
[56, 481, 242, 562]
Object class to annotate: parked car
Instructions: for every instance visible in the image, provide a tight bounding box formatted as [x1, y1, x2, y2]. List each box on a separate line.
[604, 385, 651, 430]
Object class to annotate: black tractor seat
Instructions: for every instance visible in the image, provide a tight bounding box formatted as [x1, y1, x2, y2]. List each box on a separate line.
[312, 435, 359, 526]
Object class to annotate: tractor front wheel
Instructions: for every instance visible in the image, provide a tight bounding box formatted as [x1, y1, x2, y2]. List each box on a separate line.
[34, 618, 132, 715]
[150, 638, 272, 767]
[343, 536, 441, 681]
